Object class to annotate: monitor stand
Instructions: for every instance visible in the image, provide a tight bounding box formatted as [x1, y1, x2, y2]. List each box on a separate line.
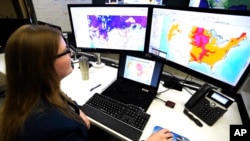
[92, 53, 105, 68]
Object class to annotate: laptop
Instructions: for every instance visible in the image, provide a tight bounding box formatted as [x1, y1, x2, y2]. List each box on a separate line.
[101, 53, 163, 111]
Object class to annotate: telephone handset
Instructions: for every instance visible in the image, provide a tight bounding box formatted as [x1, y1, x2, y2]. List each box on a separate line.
[185, 83, 234, 126]
[185, 83, 212, 109]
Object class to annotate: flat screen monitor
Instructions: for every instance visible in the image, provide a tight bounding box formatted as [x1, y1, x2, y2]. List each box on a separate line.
[189, 0, 250, 11]
[148, 6, 250, 95]
[68, 4, 150, 54]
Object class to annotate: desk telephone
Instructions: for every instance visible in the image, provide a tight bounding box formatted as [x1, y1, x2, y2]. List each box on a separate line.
[185, 83, 234, 126]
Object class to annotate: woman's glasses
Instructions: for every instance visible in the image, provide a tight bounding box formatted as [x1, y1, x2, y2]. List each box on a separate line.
[56, 48, 72, 58]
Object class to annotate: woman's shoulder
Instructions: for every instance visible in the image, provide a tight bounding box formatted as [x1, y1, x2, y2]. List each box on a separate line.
[17, 105, 88, 141]
[29, 106, 73, 126]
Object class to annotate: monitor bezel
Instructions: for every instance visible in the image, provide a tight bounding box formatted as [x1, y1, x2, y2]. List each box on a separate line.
[146, 6, 250, 96]
[67, 4, 154, 54]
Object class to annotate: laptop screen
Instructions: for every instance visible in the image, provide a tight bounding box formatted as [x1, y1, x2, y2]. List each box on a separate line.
[118, 54, 163, 88]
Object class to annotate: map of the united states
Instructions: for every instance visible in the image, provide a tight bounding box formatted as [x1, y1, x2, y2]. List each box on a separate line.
[168, 23, 247, 69]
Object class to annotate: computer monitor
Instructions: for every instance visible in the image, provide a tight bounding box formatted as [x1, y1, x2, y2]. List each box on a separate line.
[68, 4, 150, 53]
[0, 18, 32, 53]
[147, 6, 250, 95]
[189, 0, 250, 11]
[68, 4, 151, 67]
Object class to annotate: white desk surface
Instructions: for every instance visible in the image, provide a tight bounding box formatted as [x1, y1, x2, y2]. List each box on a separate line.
[61, 60, 242, 141]
[61, 62, 117, 106]
[0, 53, 242, 141]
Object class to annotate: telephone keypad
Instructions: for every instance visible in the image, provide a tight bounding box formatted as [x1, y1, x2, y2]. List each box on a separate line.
[195, 99, 226, 125]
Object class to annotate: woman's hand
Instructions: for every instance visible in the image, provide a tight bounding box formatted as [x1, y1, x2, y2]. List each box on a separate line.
[79, 109, 91, 129]
[146, 129, 173, 141]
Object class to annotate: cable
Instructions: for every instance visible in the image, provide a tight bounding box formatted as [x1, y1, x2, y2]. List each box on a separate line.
[155, 95, 176, 108]
[157, 81, 171, 94]
[154, 96, 165, 103]
[183, 87, 194, 96]
[162, 72, 203, 89]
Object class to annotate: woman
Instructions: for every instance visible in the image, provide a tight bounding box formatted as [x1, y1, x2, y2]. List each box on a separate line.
[0, 24, 173, 141]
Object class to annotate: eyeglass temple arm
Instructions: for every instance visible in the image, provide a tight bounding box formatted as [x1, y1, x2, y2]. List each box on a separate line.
[62, 33, 78, 60]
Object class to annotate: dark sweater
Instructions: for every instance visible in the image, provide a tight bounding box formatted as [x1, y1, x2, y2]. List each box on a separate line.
[16, 102, 88, 141]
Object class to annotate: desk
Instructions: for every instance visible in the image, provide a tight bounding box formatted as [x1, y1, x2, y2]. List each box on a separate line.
[0, 53, 243, 141]
[140, 87, 242, 141]
[61, 62, 117, 106]
[61, 61, 242, 141]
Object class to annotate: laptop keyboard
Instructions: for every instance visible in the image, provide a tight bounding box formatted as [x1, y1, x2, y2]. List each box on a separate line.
[81, 93, 150, 140]
[103, 81, 152, 110]
[112, 81, 148, 97]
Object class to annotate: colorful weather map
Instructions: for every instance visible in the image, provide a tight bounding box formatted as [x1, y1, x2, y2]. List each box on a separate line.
[124, 56, 155, 85]
[150, 15, 250, 86]
[168, 24, 247, 69]
[87, 15, 147, 50]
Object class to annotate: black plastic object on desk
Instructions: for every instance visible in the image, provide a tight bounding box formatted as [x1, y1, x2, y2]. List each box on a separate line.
[81, 93, 150, 141]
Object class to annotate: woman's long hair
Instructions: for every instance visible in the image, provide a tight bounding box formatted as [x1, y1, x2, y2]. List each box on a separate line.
[0, 25, 83, 141]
